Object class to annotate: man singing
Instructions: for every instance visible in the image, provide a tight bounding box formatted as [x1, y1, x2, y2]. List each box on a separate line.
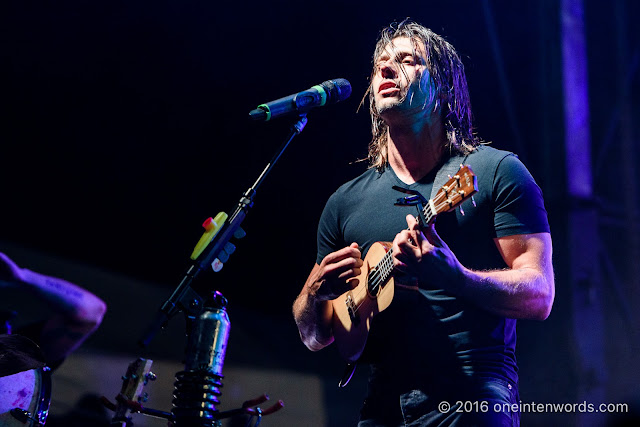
[293, 20, 554, 426]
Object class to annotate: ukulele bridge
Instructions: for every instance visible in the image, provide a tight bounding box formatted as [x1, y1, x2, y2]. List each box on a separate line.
[345, 292, 360, 325]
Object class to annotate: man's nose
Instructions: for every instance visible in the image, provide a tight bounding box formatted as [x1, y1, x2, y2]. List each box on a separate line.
[379, 60, 397, 77]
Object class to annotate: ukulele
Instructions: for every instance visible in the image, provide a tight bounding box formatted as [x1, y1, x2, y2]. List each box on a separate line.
[331, 165, 478, 364]
[102, 358, 156, 426]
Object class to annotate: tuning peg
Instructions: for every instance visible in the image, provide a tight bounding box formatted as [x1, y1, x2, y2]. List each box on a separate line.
[459, 205, 465, 216]
[471, 196, 477, 207]
[144, 372, 157, 384]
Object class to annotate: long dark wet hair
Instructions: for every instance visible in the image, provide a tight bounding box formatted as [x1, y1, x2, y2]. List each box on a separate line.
[364, 19, 480, 171]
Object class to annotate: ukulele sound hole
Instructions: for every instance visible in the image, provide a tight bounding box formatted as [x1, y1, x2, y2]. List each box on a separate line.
[367, 268, 382, 298]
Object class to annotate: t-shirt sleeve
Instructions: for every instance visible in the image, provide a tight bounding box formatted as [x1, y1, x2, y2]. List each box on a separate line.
[316, 191, 345, 265]
[493, 154, 550, 237]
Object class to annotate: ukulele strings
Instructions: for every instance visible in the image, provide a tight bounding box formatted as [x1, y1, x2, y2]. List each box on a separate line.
[348, 183, 460, 314]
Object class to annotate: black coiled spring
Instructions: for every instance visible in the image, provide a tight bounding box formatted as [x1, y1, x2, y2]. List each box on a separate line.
[172, 369, 224, 426]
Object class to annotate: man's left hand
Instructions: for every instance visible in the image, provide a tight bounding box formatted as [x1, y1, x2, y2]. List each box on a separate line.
[392, 214, 465, 289]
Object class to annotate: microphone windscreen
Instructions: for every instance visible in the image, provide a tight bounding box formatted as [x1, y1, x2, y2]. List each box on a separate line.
[321, 78, 352, 104]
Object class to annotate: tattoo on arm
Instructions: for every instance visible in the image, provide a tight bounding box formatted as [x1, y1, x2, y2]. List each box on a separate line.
[43, 278, 85, 300]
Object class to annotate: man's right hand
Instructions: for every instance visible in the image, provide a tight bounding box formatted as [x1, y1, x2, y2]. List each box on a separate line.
[293, 243, 363, 351]
[306, 243, 363, 301]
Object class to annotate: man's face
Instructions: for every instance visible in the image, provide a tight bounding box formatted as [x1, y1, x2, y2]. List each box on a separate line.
[372, 36, 436, 119]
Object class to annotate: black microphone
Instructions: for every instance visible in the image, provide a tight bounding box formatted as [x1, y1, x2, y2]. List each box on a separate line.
[249, 78, 351, 121]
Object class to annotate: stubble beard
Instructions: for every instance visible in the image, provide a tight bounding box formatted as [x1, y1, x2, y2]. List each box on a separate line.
[375, 92, 408, 118]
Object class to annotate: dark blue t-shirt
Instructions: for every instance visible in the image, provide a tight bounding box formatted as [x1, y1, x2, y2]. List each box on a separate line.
[316, 146, 549, 398]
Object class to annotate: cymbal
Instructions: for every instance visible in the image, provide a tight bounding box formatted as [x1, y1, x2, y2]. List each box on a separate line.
[0, 334, 46, 377]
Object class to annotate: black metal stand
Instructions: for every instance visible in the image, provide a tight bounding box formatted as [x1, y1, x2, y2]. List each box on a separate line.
[171, 291, 230, 426]
[139, 114, 308, 347]
[122, 115, 306, 426]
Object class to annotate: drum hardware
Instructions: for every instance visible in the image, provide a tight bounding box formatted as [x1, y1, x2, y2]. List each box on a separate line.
[0, 366, 51, 427]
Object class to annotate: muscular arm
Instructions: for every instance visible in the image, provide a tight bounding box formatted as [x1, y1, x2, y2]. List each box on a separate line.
[293, 243, 362, 351]
[458, 232, 554, 320]
[21, 268, 107, 362]
[293, 264, 335, 351]
[0, 253, 107, 362]
[393, 216, 554, 320]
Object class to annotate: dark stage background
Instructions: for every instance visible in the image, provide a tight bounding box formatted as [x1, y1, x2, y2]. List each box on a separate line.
[1, 1, 639, 425]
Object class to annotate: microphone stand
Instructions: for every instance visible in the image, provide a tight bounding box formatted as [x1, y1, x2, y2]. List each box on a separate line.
[140, 113, 307, 345]
[133, 114, 307, 425]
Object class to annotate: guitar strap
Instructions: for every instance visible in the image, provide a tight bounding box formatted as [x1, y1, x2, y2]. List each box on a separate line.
[338, 152, 473, 388]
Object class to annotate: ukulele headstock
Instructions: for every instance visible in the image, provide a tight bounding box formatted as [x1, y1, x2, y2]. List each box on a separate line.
[432, 165, 478, 215]
[393, 165, 478, 225]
